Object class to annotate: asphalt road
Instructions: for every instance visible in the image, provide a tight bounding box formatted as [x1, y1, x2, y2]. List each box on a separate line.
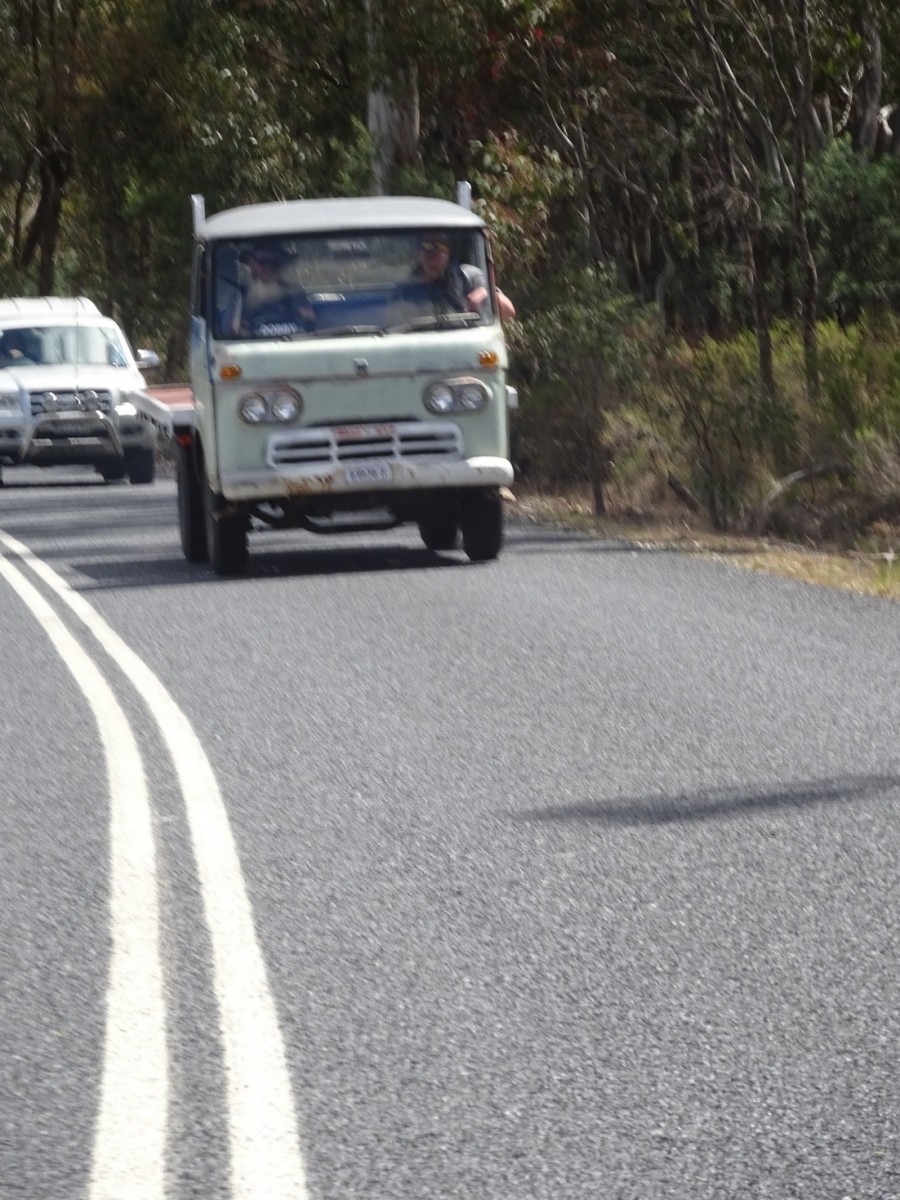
[2, 465, 900, 1200]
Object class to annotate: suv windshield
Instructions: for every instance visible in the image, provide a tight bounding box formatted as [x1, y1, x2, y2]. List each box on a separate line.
[0, 323, 130, 368]
[211, 227, 494, 341]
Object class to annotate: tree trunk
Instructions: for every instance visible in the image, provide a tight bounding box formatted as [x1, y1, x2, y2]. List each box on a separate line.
[857, 8, 883, 154]
[20, 137, 71, 294]
[584, 401, 610, 516]
[365, 0, 420, 194]
[794, 179, 820, 407]
[744, 226, 777, 409]
[792, 0, 820, 406]
[368, 90, 394, 195]
[588, 443, 609, 515]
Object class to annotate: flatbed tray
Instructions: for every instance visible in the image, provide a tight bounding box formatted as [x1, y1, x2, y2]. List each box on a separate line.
[133, 384, 195, 437]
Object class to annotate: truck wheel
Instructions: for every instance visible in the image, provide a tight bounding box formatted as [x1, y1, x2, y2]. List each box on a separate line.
[126, 446, 156, 485]
[204, 484, 248, 576]
[418, 509, 459, 551]
[177, 443, 207, 562]
[459, 488, 503, 563]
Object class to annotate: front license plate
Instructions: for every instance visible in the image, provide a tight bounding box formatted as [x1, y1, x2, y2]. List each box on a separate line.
[343, 460, 392, 487]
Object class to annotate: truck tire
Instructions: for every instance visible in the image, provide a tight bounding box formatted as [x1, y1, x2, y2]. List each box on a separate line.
[459, 487, 503, 563]
[418, 509, 459, 551]
[177, 443, 207, 562]
[204, 484, 249, 576]
[126, 446, 156, 485]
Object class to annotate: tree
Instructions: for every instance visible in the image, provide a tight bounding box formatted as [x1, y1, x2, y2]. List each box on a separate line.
[0, 0, 87, 291]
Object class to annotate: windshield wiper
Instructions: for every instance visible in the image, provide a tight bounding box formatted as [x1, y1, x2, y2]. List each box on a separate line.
[386, 311, 482, 334]
[313, 324, 386, 339]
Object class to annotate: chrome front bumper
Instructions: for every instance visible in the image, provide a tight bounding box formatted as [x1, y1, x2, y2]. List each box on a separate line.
[25, 410, 155, 464]
[220, 456, 514, 501]
[28, 412, 123, 463]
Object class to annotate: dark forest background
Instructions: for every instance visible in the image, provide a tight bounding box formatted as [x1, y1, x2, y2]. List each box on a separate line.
[4, 0, 900, 541]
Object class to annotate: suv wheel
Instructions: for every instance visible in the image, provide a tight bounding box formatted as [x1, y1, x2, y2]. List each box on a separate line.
[100, 460, 127, 483]
[126, 446, 156, 485]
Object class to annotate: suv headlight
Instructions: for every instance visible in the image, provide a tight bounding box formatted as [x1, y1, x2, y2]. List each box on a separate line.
[423, 378, 490, 414]
[238, 387, 302, 424]
[0, 392, 20, 414]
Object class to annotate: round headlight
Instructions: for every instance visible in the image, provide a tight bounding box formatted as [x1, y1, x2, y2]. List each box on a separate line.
[239, 392, 268, 423]
[268, 388, 301, 422]
[459, 382, 488, 411]
[425, 383, 456, 414]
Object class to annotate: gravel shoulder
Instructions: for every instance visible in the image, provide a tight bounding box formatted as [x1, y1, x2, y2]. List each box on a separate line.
[512, 489, 900, 602]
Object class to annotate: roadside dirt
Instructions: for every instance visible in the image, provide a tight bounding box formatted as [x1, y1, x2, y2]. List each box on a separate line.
[512, 490, 900, 603]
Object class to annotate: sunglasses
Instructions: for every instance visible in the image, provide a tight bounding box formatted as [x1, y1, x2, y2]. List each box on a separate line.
[419, 240, 449, 253]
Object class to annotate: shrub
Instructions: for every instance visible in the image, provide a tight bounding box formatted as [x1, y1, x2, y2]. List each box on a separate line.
[513, 267, 661, 513]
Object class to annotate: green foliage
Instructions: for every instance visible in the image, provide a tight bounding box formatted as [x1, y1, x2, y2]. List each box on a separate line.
[654, 331, 780, 528]
[514, 267, 661, 511]
[820, 315, 900, 442]
[808, 138, 900, 321]
[634, 316, 900, 532]
[467, 135, 573, 295]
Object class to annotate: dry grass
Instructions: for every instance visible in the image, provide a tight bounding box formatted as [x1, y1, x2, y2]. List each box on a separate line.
[510, 488, 900, 601]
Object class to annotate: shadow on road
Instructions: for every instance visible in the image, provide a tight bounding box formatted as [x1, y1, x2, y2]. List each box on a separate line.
[1, 484, 719, 589]
[514, 774, 900, 827]
[67, 542, 465, 589]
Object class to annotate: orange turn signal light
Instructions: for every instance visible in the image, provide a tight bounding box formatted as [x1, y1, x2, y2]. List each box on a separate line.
[220, 364, 242, 380]
[478, 350, 499, 368]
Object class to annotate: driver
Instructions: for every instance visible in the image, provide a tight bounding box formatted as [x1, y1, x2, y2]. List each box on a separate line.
[399, 232, 515, 320]
[0, 329, 35, 366]
[229, 242, 316, 336]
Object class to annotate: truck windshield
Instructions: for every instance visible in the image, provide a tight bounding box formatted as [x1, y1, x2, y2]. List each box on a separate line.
[211, 227, 494, 341]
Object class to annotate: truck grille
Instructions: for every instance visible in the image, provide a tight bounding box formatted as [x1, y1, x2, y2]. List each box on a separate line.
[30, 390, 113, 416]
[268, 420, 462, 468]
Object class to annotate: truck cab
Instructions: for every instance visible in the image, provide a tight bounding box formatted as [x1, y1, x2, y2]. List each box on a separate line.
[178, 194, 516, 574]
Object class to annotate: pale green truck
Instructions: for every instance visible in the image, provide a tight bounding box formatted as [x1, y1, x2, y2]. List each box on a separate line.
[166, 193, 517, 575]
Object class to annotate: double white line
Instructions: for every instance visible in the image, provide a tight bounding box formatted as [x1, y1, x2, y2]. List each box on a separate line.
[0, 531, 308, 1200]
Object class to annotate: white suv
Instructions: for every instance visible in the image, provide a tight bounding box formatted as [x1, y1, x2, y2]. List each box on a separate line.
[0, 296, 159, 486]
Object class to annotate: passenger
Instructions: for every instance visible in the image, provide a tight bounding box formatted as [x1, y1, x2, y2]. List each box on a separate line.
[399, 232, 516, 321]
[229, 243, 316, 336]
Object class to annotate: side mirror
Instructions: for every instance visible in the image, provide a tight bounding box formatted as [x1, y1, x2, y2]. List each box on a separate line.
[136, 348, 161, 371]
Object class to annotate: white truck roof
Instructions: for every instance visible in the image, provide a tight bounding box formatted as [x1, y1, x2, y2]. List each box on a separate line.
[0, 297, 102, 320]
[197, 195, 486, 241]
